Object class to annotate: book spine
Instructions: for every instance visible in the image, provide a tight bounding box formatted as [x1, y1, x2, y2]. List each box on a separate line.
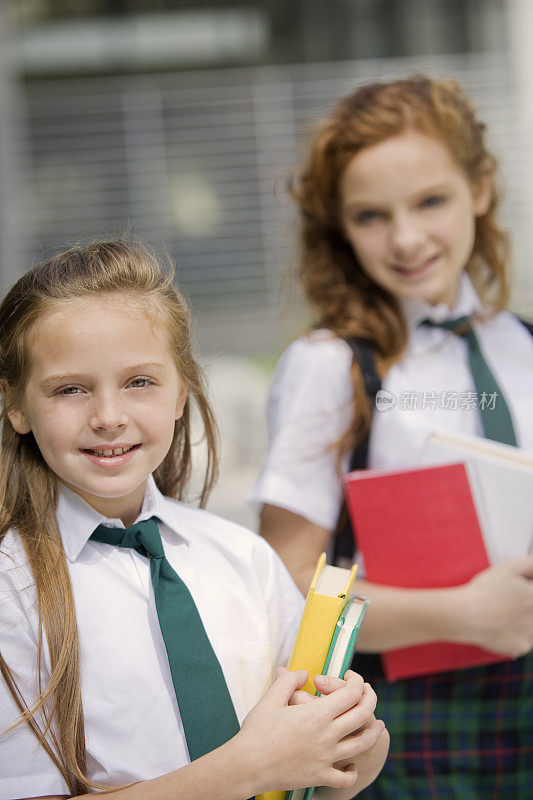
[257, 557, 357, 800]
[332, 602, 368, 679]
[288, 591, 349, 694]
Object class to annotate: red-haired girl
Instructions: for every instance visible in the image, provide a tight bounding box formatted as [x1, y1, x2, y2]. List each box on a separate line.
[252, 77, 533, 798]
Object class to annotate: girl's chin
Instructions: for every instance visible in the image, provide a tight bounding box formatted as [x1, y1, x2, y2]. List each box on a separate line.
[394, 277, 459, 308]
[62, 479, 148, 507]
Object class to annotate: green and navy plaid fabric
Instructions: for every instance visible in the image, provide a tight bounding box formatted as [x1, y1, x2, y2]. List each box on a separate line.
[356, 650, 533, 799]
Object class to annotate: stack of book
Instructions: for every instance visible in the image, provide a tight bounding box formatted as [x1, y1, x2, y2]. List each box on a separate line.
[343, 429, 533, 681]
[259, 430, 533, 798]
[420, 428, 533, 563]
[257, 554, 368, 800]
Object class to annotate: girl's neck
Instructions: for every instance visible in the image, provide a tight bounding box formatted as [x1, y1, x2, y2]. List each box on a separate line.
[61, 479, 148, 527]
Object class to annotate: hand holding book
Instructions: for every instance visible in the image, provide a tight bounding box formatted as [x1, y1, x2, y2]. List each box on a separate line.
[257, 555, 376, 800]
[288, 669, 384, 764]
[344, 451, 533, 680]
[283, 670, 386, 800]
[457, 555, 533, 657]
[242, 667, 382, 798]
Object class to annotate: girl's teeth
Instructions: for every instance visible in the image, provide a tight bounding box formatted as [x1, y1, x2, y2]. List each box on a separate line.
[91, 446, 134, 457]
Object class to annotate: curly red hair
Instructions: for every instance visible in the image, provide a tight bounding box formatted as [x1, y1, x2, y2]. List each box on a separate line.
[288, 75, 510, 461]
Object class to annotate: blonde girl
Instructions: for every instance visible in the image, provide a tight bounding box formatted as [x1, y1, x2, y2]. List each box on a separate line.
[0, 240, 389, 799]
[251, 77, 533, 798]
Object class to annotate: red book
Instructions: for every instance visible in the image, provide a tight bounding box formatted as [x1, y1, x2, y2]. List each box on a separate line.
[344, 462, 510, 681]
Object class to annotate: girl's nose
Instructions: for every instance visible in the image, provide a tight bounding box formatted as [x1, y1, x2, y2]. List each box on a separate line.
[89, 393, 128, 431]
[389, 213, 425, 260]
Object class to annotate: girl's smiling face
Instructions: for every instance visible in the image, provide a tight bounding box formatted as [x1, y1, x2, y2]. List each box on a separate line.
[8, 295, 187, 524]
[340, 129, 491, 308]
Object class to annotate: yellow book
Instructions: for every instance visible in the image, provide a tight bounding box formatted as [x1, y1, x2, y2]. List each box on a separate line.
[287, 553, 358, 694]
[256, 554, 358, 800]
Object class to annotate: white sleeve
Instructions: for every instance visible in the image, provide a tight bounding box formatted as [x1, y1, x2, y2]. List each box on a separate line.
[249, 333, 354, 531]
[261, 545, 306, 668]
[0, 533, 70, 800]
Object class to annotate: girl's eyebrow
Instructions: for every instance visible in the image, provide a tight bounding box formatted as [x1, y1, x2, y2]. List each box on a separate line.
[343, 181, 453, 211]
[38, 362, 167, 389]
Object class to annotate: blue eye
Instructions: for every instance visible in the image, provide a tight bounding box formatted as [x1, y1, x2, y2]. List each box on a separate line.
[60, 386, 82, 395]
[420, 195, 445, 209]
[355, 209, 383, 224]
[129, 378, 153, 388]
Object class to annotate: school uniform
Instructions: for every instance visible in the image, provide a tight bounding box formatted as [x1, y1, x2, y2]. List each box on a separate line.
[250, 273, 533, 798]
[0, 475, 304, 799]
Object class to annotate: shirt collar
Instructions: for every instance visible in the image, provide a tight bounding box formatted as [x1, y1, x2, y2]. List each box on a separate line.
[57, 475, 190, 562]
[400, 271, 482, 329]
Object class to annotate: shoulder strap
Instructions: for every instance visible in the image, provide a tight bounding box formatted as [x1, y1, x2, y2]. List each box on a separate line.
[518, 316, 533, 337]
[333, 338, 381, 564]
[336, 315, 531, 562]
[343, 337, 382, 470]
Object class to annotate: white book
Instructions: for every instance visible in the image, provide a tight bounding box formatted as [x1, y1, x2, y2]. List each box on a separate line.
[420, 428, 533, 563]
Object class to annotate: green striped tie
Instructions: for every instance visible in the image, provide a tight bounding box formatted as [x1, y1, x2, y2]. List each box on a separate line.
[421, 316, 518, 446]
[90, 517, 244, 764]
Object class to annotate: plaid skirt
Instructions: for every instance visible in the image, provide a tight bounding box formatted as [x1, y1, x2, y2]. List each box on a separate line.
[355, 650, 533, 799]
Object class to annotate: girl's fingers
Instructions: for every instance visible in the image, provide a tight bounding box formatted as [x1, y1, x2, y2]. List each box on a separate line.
[334, 717, 386, 761]
[333, 683, 378, 739]
[343, 669, 362, 681]
[313, 673, 346, 695]
[288, 688, 314, 706]
[322, 764, 359, 790]
[320, 672, 365, 718]
[267, 668, 309, 705]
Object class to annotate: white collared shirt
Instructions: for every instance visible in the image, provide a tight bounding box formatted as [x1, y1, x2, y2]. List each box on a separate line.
[250, 274, 533, 531]
[0, 477, 304, 798]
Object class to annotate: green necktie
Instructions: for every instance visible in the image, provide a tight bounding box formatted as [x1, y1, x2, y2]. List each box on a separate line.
[421, 315, 518, 446]
[90, 517, 243, 764]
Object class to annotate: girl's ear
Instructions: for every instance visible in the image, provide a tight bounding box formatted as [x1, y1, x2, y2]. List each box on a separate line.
[7, 407, 31, 434]
[175, 385, 188, 421]
[473, 175, 492, 217]
[0, 380, 31, 434]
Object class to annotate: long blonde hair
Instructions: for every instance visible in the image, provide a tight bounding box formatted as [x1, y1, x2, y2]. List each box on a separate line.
[289, 76, 510, 461]
[0, 239, 218, 794]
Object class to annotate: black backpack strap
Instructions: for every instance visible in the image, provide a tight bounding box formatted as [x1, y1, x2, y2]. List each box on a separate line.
[341, 316, 531, 479]
[333, 338, 386, 680]
[332, 337, 381, 564]
[518, 316, 533, 337]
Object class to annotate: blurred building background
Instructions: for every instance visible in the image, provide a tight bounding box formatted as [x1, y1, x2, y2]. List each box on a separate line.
[1, 0, 531, 526]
